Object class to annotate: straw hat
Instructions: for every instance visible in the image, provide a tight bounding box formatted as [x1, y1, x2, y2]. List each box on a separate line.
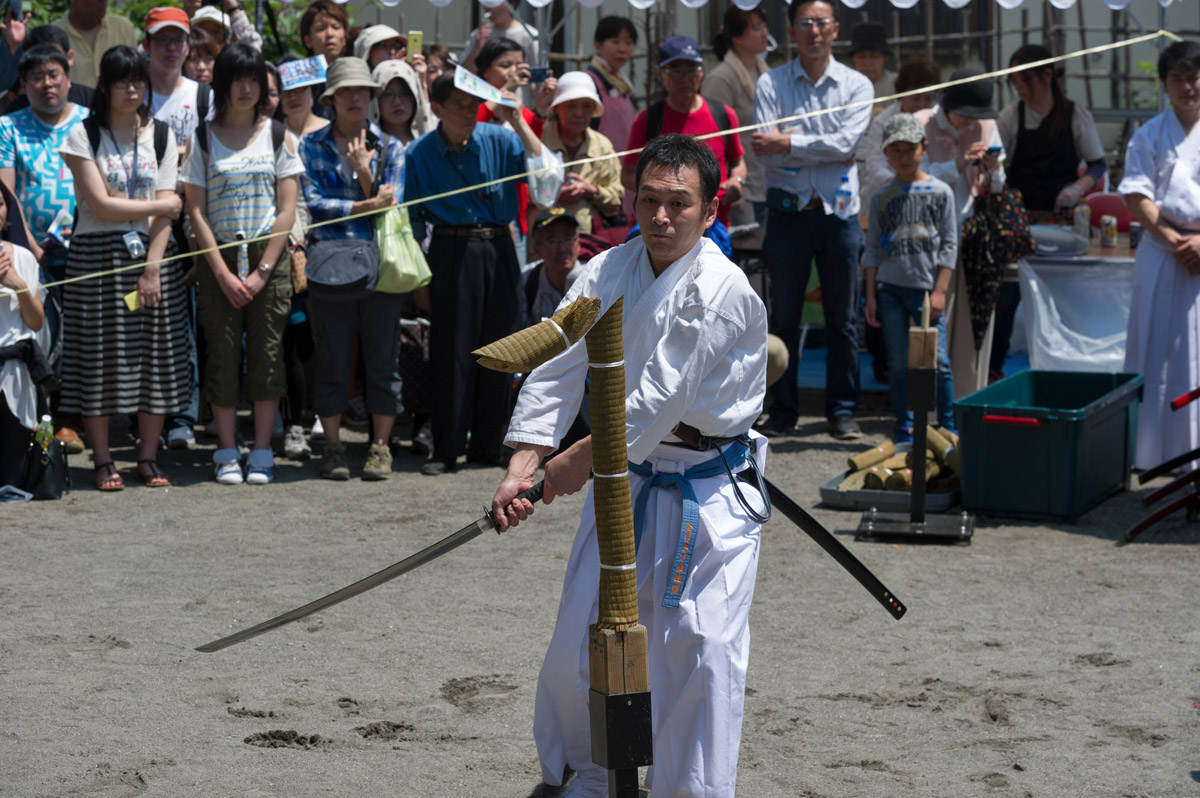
[550, 71, 603, 117]
[320, 57, 381, 106]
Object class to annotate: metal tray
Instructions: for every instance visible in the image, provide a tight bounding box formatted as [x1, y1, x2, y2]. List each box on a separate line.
[818, 443, 961, 513]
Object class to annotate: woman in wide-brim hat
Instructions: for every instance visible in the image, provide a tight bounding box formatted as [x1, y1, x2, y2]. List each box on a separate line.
[539, 71, 622, 239]
[297, 56, 408, 482]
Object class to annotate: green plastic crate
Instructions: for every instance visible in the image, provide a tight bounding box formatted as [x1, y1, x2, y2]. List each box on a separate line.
[953, 371, 1144, 520]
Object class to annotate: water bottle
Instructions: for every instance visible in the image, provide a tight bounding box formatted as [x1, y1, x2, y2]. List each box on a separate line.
[834, 175, 853, 221]
[236, 230, 250, 281]
[35, 414, 54, 452]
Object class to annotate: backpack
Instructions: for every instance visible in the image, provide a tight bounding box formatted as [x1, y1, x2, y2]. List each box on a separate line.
[196, 82, 211, 122]
[74, 116, 171, 232]
[645, 97, 735, 157]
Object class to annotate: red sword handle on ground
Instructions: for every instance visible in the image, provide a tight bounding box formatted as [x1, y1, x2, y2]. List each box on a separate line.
[195, 482, 546, 653]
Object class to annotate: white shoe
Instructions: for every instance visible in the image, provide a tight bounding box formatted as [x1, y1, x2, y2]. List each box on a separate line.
[311, 417, 324, 440]
[283, 425, 311, 460]
[167, 426, 195, 449]
[559, 768, 608, 798]
[213, 448, 243, 485]
[245, 448, 275, 485]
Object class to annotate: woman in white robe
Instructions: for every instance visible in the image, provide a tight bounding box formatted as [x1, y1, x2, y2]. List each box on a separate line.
[1120, 41, 1200, 472]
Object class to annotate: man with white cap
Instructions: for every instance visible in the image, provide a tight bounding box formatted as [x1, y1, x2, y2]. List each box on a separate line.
[541, 71, 622, 238]
[183, 0, 262, 51]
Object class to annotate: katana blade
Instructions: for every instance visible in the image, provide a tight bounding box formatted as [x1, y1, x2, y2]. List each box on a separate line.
[196, 482, 545, 653]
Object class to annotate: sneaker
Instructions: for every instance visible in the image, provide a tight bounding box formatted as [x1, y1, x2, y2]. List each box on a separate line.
[321, 442, 350, 481]
[420, 457, 458, 476]
[246, 448, 275, 485]
[827, 416, 862, 440]
[213, 448, 244, 485]
[311, 417, 325, 441]
[283, 425, 311, 460]
[362, 441, 393, 481]
[755, 414, 796, 438]
[411, 420, 432, 457]
[168, 426, 195, 450]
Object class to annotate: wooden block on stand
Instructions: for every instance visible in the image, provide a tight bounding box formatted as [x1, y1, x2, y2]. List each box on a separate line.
[908, 327, 939, 370]
[589, 625, 649, 695]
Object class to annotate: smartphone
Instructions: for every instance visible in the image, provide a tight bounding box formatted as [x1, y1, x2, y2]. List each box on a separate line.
[529, 66, 551, 83]
[4, 0, 22, 20]
[407, 31, 422, 63]
[986, 146, 1002, 154]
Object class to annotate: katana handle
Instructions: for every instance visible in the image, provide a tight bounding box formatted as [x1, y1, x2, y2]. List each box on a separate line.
[487, 481, 546, 531]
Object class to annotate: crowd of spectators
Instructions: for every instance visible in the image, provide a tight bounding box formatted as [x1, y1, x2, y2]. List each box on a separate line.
[3, 0, 1165, 494]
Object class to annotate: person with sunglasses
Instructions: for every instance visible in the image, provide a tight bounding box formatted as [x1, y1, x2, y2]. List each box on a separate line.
[752, 0, 873, 441]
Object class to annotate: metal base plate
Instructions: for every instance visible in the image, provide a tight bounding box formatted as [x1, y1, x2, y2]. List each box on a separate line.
[856, 509, 975, 545]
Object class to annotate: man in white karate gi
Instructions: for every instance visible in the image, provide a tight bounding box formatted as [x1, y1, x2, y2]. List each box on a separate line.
[492, 134, 769, 798]
[1121, 40, 1200, 471]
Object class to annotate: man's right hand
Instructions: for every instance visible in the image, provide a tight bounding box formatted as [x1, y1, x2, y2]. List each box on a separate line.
[751, 131, 790, 157]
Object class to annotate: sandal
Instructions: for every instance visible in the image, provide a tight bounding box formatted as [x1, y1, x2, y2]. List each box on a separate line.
[137, 459, 172, 488]
[94, 461, 124, 492]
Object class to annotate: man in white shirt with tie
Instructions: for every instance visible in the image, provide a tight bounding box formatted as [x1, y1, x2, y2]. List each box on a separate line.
[752, 0, 872, 440]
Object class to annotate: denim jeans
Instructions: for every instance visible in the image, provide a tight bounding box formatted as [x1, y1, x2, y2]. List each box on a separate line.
[876, 282, 955, 428]
[764, 208, 862, 421]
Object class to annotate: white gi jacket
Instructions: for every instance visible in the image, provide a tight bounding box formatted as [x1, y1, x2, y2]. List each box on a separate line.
[1120, 110, 1200, 471]
[507, 236, 769, 797]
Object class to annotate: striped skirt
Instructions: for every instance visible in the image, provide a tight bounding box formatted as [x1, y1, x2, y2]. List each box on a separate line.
[58, 231, 192, 417]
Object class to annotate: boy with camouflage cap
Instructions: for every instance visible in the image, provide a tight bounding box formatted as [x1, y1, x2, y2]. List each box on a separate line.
[862, 112, 959, 443]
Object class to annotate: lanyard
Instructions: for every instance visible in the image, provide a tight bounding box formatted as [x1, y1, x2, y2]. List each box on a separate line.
[106, 126, 140, 200]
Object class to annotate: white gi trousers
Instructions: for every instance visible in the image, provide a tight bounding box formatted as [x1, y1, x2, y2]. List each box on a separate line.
[1124, 235, 1200, 471]
[534, 436, 767, 797]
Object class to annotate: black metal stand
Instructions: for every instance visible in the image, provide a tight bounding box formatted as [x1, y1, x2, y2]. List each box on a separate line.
[857, 367, 975, 545]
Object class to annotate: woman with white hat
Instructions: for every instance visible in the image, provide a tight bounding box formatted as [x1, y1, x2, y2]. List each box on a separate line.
[540, 71, 621, 238]
[297, 57, 405, 482]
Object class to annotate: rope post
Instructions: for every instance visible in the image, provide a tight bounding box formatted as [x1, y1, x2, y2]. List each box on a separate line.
[584, 297, 652, 797]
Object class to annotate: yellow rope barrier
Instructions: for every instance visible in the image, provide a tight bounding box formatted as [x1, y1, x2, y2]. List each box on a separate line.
[18, 29, 1179, 295]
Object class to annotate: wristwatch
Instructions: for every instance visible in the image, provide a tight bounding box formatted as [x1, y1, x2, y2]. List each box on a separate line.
[258, 262, 272, 273]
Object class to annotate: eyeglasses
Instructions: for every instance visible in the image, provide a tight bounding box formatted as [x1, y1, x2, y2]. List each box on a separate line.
[662, 64, 702, 77]
[113, 80, 147, 92]
[794, 18, 835, 31]
[28, 69, 67, 86]
[151, 34, 188, 48]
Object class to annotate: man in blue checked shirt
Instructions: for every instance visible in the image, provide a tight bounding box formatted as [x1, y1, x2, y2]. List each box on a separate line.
[405, 72, 563, 476]
[752, 0, 872, 441]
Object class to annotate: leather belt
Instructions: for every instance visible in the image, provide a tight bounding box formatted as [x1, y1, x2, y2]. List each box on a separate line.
[432, 224, 506, 240]
[667, 422, 741, 452]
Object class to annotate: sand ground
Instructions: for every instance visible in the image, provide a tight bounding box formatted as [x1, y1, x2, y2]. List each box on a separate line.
[2, 411, 1197, 798]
